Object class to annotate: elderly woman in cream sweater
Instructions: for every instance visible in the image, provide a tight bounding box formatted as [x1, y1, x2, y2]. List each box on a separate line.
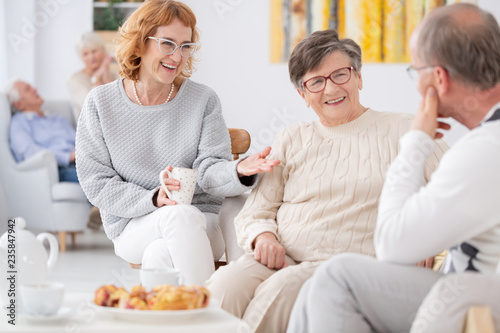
[206, 29, 448, 333]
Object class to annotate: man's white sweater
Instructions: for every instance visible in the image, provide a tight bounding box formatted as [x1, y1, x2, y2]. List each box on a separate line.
[376, 104, 500, 274]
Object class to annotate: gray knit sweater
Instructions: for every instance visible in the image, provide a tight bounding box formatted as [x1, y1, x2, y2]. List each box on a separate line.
[75, 78, 255, 239]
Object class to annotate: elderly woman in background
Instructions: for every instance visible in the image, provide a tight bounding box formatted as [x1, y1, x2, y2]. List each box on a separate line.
[206, 29, 448, 333]
[67, 31, 119, 119]
[75, 0, 278, 286]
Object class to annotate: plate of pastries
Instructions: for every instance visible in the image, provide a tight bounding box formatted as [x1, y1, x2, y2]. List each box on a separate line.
[92, 284, 214, 322]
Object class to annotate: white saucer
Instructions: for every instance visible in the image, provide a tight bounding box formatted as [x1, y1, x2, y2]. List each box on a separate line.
[19, 307, 72, 324]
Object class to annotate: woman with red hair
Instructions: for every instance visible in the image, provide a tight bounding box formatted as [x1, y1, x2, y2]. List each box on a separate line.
[76, 0, 278, 285]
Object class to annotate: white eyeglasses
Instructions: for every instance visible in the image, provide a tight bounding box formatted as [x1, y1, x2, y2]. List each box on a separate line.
[147, 37, 197, 58]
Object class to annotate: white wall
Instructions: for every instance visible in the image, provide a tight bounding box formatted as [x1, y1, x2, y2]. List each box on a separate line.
[1, 0, 92, 97]
[184, 0, 500, 152]
[1, 0, 499, 152]
[184, 0, 310, 154]
[35, 0, 93, 99]
[4, 0, 37, 84]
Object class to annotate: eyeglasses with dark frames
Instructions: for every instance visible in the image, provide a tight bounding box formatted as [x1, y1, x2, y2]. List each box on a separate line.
[147, 37, 197, 58]
[302, 66, 354, 93]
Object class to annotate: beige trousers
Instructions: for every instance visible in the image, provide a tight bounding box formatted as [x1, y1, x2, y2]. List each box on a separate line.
[206, 253, 320, 333]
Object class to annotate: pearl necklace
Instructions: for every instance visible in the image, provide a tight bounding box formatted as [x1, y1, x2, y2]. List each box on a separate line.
[132, 80, 174, 106]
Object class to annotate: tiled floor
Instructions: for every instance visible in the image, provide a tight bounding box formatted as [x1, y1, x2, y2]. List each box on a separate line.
[48, 230, 141, 294]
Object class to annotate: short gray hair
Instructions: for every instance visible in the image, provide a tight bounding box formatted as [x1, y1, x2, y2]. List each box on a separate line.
[3, 78, 23, 114]
[417, 3, 500, 90]
[288, 29, 362, 90]
[76, 31, 106, 55]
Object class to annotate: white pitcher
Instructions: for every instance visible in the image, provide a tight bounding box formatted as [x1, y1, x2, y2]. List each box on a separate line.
[0, 217, 59, 307]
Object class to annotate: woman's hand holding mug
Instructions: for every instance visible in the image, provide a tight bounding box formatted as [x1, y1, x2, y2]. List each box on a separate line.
[155, 166, 180, 207]
[156, 166, 199, 207]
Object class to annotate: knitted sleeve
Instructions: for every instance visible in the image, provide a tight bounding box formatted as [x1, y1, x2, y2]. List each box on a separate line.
[235, 126, 289, 253]
[193, 90, 256, 197]
[75, 89, 158, 219]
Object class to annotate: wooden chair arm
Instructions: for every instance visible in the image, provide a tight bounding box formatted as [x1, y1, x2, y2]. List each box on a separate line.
[228, 128, 251, 160]
[462, 306, 495, 333]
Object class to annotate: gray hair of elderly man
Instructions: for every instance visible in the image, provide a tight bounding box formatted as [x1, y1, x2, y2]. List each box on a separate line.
[75, 31, 107, 56]
[288, 29, 362, 91]
[417, 3, 500, 90]
[3, 77, 22, 114]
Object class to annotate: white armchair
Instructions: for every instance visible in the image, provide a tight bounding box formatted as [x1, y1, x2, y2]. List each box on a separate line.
[0, 94, 90, 252]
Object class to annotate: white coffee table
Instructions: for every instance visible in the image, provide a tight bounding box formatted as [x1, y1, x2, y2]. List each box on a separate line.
[1, 292, 250, 333]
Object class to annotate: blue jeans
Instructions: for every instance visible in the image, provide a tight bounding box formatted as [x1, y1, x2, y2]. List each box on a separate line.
[58, 163, 79, 183]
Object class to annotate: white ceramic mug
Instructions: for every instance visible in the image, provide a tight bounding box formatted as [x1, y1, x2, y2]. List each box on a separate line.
[159, 167, 198, 205]
[140, 268, 185, 290]
[20, 282, 65, 316]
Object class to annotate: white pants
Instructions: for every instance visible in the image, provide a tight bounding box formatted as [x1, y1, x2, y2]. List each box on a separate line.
[112, 205, 224, 285]
[287, 253, 442, 333]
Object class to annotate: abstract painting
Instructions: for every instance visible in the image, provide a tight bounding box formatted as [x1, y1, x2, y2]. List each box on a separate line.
[270, 0, 478, 63]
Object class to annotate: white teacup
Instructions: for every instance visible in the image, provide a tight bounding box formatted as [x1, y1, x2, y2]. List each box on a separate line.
[159, 167, 198, 205]
[20, 282, 65, 316]
[140, 268, 185, 290]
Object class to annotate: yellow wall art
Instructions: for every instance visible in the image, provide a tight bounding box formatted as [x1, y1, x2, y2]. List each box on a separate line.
[270, 0, 478, 63]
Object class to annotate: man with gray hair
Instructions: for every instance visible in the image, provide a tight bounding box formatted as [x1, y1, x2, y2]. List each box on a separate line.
[6, 79, 102, 230]
[6, 79, 77, 182]
[287, 3, 500, 333]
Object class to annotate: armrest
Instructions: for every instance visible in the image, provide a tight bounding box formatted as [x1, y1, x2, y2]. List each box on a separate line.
[15, 150, 59, 185]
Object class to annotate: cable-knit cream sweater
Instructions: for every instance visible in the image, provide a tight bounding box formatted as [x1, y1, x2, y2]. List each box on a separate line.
[235, 109, 448, 262]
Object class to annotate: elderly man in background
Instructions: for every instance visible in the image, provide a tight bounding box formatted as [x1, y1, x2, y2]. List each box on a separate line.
[6, 80, 77, 182]
[287, 3, 500, 333]
[5, 79, 101, 229]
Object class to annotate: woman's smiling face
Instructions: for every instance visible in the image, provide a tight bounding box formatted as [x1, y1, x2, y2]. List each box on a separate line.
[298, 51, 364, 126]
[139, 19, 192, 85]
